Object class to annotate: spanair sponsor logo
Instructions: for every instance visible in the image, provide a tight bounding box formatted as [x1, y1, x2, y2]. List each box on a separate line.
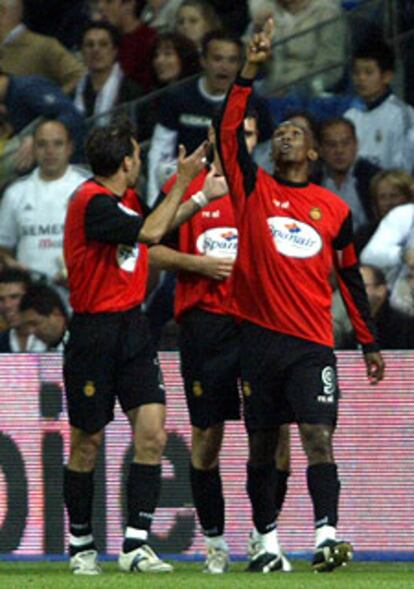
[267, 216, 322, 258]
[196, 226, 238, 259]
[116, 244, 140, 272]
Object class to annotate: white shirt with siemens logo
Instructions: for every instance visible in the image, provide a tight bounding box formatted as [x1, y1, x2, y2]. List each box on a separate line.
[0, 165, 90, 279]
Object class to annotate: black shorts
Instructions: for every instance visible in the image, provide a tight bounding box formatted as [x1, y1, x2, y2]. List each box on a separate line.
[64, 306, 165, 434]
[240, 321, 339, 431]
[178, 308, 240, 430]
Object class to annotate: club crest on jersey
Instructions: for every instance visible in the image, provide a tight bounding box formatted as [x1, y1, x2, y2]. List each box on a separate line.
[267, 216, 322, 258]
[310, 207, 322, 221]
[116, 244, 140, 272]
[196, 226, 238, 259]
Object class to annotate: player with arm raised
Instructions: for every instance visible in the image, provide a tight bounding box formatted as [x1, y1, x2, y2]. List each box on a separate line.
[215, 19, 384, 573]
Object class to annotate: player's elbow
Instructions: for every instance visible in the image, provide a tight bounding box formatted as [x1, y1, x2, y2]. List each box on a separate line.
[138, 226, 163, 245]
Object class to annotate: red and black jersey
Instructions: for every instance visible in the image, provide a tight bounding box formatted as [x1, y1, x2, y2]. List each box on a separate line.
[64, 179, 148, 313]
[215, 77, 378, 351]
[162, 170, 237, 321]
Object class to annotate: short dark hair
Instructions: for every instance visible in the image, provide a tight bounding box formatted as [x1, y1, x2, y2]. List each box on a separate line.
[201, 30, 243, 58]
[85, 116, 137, 176]
[319, 117, 357, 142]
[353, 38, 395, 72]
[19, 284, 68, 319]
[33, 118, 73, 142]
[0, 268, 31, 288]
[81, 20, 121, 48]
[285, 110, 319, 145]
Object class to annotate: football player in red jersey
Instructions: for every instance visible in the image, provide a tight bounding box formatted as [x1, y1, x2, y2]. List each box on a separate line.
[62, 117, 226, 575]
[215, 19, 384, 573]
[149, 114, 293, 574]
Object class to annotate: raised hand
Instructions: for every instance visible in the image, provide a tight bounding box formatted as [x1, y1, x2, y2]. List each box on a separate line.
[176, 142, 208, 184]
[202, 164, 229, 201]
[246, 17, 274, 65]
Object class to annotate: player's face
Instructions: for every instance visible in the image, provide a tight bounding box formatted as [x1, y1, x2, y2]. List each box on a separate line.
[201, 40, 241, 95]
[126, 138, 141, 186]
[320, 123, 357, 174]
[271, 121, 313, 165]
[19, 308, 64, 346]
[34, 121, 73, 180]
[82, 28, 117, 73]
[153, 41, 181, 84]
[95, 0, 123, 26]
[244, 117, 259, 155]
[352, 59, 393, 102]
[360, 266, 387, 316]
[176, 6, 210, 47]
[374, 178, 410, 219]
[0, 282, 26, 328]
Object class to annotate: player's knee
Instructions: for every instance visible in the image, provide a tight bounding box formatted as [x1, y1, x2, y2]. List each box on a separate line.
[70, 434, 101, 470]
[136, 427, 167, 461]
[191, 427, 222, 469]
[300, 425, 333, 463]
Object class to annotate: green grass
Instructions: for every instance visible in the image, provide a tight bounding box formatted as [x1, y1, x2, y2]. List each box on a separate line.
[0, 561, 413, 589]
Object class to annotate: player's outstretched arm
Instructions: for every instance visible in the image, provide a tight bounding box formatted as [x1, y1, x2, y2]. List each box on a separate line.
[363, 351, 385, 385]
[241, 17, 274, 80]
[149, 245, 234, 280]
[168, 164, 228, 231]
[138, 143, 208, 244]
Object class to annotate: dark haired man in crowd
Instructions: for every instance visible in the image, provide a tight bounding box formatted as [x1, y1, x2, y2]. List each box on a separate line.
[62, 116, 223, 575]
[19, 283, 68, 351]
[147, 29, 274, 205]
[216, 19, 384, 573]
[0, 268, 46, 352]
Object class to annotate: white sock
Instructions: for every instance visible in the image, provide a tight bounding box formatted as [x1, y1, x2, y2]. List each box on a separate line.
[205, 535, 228, 552]
[315, 525, 336, 548]
[69, 533, 94, 548]
[125, 526, 148, 542]
[258, 529, 281, 555]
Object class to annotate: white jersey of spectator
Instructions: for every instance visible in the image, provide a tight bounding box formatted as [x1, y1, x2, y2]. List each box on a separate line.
[0, 165, 90, 279]
[360, 203, 414, 287]
[344, 94, 414, 171]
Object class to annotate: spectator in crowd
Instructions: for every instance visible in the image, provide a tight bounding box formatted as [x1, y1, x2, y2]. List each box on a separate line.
[0, 268, 46, 352]
[247, 0, 346, 96]
[354, 169, 414, 253]
[360, 182, 414, 288]
[344, 39, 414, 171]
[23, 0, 90, 50]
[0, 71, 86, 170]
[205, 0, 249, 37]
[0, 0, 85, 94]
[141, 0, 184, 32]
[389, 249, 414, 318]
[316, 117, 381, 231]
[336, 264, 414, 350]
[146, 30, 274, 205]
[0, 119, 90, 284]
[136, 32, 200, 143]
[74, 21, 144, 121]
[19, 283, 68, 351]
[95, 0, 158, 91]
[175, 0, 222, 51]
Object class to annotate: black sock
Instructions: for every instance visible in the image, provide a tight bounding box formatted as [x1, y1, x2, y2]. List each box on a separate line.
[307, 463, 340, 529]
[123, 463, 161, 553]
[246, 462, 277, 534]
[189, 464, 224, 537]
[274, 468, 289, 518]
[63, 467, 95, 556]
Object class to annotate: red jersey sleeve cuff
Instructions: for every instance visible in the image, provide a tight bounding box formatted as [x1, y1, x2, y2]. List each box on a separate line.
[362, 341, 380, 354]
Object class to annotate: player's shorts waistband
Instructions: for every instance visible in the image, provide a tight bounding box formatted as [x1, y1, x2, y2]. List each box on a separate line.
[71, 304, 142, 324]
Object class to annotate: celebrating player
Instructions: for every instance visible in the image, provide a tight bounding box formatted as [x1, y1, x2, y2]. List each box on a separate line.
[215, 19, 384, 573]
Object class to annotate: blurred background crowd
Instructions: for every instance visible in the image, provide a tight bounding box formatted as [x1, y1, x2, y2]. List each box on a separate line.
[0, 0, 413, 352]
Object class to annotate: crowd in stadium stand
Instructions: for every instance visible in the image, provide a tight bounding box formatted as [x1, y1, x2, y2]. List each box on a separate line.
[0, 0, 413, 352]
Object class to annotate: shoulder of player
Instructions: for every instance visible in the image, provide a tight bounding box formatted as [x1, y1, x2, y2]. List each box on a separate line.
[308, 182, 350, 212]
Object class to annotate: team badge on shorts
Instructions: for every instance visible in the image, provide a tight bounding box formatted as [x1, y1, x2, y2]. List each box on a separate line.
[193, 381, 203, 397]
[317, 366, 336, 404]
[83, 381, 96, 397]
[242, 381, 252, 397]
